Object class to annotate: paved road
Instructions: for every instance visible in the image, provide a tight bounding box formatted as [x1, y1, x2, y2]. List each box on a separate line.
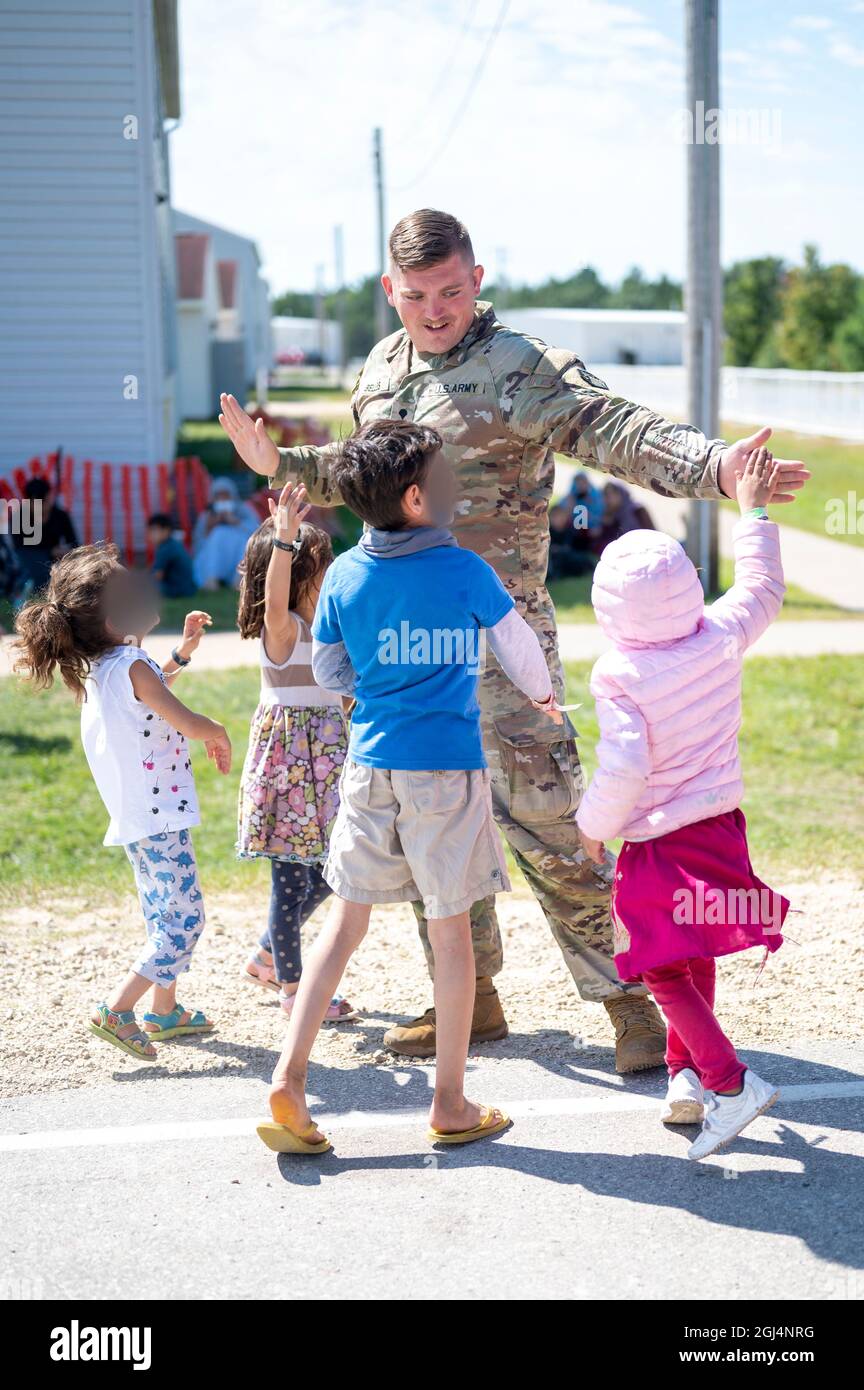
[4, 618, 862, 681]
[2, 1043, 862, 1301]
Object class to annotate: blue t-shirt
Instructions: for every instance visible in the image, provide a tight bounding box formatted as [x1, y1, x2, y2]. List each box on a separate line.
[313, 542, 514, 769]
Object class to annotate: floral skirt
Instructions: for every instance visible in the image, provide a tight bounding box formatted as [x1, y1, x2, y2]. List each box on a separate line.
[237, 702, 347, 863]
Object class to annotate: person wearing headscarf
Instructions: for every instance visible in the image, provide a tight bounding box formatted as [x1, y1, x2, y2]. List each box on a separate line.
[192, 477, 260, 590]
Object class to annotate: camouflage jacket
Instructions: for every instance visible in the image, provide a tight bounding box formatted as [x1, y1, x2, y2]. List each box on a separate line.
[273, 301, 726, 700]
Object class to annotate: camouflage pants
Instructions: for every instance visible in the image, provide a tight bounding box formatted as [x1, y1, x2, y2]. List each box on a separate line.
[412, 639, 649, 1003]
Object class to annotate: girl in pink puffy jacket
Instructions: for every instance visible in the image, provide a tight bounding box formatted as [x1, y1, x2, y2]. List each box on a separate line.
[576, 447, 790, 1162]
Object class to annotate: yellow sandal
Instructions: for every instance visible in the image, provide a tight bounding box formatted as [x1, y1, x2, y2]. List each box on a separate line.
[257, 1119, 332, 1155]
[428, 1104, 511, 1145]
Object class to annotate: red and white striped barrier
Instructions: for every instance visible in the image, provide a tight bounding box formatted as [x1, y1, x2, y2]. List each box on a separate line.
[0, 455, 211, 565]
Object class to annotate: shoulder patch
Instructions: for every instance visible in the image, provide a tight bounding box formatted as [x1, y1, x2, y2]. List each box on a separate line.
[577, 366, 609, 391]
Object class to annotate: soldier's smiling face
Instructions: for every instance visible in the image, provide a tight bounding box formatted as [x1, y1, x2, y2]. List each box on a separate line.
[383, 252, 484, 355]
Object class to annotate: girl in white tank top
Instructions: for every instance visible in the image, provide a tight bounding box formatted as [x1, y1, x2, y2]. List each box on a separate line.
[236, 482, 356, 1022]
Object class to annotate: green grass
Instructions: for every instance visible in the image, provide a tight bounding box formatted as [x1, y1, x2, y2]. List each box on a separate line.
[1, 657, 861, 907]
[266, 387, 351, 403]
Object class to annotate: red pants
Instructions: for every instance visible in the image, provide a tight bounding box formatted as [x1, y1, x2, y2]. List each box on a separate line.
[641, 956, 745, 1095]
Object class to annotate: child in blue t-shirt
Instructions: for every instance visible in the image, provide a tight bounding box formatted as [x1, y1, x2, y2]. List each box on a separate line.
[257, 420, 563, 1158]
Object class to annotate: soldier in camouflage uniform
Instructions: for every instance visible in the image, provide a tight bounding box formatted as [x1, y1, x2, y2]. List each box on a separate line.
[218, 210, 807, 1073]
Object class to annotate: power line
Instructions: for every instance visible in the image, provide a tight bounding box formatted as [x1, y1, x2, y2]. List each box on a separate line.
[391, 0, 511, 193]
[390, 0, 481, 151]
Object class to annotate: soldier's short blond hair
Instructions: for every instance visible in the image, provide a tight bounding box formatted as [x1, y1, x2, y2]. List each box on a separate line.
[388, 209, 474, 270]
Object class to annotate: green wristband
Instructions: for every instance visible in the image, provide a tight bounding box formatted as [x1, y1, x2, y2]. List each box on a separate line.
[744, 506, 769, 518]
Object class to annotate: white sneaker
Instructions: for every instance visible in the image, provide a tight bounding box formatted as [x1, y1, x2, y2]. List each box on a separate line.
[687, 1069, 780, 1161]
[660, 1068, 705, 1125]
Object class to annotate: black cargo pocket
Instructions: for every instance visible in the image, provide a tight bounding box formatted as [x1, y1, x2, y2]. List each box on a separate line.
[492, 712, 582, 823]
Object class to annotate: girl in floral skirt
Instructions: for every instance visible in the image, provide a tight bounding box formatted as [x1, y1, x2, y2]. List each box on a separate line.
[236, 481, 357, 1021]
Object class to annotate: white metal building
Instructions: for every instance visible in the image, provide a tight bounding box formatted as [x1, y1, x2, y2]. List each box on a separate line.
[271, 316, 343, 367]
[0, 0, 180, 472]
[173, 209, 271, 389]
[504, 308, 685, 367]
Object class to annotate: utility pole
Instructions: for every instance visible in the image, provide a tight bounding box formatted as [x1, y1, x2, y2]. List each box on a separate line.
[314, 262, 326, 371]
[684, 0, 721, 595]
[495, 246, 509, 313]
[373, 126, 389, 342]
[334, 223, 348, 374]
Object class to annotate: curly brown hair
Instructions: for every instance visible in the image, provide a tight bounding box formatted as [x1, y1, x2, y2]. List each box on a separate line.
[237, 518, 334, 640]
[12, 541, 124, 700]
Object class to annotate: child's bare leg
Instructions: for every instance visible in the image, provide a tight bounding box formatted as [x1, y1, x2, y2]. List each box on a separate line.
[151, 980, 178, 1016]
[427, 911, 482, 1134]
[269, 896, 370, 1137]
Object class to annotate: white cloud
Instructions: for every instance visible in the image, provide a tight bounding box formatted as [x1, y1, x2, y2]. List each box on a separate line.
[829, 36, 864, 64]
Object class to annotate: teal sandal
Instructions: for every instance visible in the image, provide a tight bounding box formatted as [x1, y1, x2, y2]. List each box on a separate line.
[142, 1004, 215, 1041]
[89, 1004, 158, 1062]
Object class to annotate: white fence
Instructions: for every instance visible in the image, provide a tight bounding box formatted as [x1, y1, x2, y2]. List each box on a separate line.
[590, 365, 864, 441]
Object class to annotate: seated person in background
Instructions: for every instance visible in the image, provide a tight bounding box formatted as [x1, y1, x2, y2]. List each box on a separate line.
[192, 476, 260, 591]
[547, 502, 596, 581]
[13, 476, 79, 592]
[147, 513, 197, 598]
[567, 470, 604, 534]
[596, 480, 655, 555]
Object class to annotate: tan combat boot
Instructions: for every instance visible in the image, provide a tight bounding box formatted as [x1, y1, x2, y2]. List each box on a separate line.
[383, 976, 508, 1058]
[604, 994, 667, 1073]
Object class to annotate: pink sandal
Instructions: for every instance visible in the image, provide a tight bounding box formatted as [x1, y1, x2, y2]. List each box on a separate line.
[244, 950, 279, 993]
[278, 989, 359, 1023]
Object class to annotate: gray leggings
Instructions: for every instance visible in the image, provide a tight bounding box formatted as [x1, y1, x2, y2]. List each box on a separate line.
[258, 859, 332, 985]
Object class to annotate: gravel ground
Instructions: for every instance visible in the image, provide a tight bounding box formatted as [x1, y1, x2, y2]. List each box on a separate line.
[1, 876, 862, 1100]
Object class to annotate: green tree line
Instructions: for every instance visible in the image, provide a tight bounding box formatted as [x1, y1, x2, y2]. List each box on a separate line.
[272, 244, 864, 370]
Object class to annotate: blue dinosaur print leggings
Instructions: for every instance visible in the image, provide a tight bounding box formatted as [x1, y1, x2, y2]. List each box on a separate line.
[125, 829, 205, 985]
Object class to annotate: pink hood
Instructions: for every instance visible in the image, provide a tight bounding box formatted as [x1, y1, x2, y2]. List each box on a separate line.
[591, 530, 706, 648]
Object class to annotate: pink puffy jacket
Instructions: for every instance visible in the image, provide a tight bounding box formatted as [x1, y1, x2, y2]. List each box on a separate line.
[575, 516, 785, 843]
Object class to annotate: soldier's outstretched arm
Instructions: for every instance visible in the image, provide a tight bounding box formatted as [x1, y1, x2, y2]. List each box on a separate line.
[502, 355, 725, 500]
[218, 391, 352, 508]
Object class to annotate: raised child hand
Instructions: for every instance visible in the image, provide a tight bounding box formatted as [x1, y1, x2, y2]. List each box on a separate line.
[735, 446, 781, 514]
[181, 610, 212, 654]
[268, 480, 312, 545]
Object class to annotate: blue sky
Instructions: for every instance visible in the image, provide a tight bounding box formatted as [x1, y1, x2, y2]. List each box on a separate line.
[171, 0, 864, 295]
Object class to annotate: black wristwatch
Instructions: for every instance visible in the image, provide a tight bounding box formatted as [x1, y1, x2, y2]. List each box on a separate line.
[273, 537, 300, 554]
[171, 647, 191, 667]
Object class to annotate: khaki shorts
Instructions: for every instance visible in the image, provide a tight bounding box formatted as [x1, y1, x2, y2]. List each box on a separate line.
[323, 760, 511, 919]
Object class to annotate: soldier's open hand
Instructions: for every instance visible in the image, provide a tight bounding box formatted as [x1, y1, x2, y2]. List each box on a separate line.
[718, 426, 809, 504]
[218, 393, 280, 478]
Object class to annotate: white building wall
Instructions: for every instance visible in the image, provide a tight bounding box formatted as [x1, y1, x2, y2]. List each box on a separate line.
[271, 316, 343, 366]
[504, 308, 685, 366]
[0, 0, 171, 470]
[172, 209, 270, 385]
